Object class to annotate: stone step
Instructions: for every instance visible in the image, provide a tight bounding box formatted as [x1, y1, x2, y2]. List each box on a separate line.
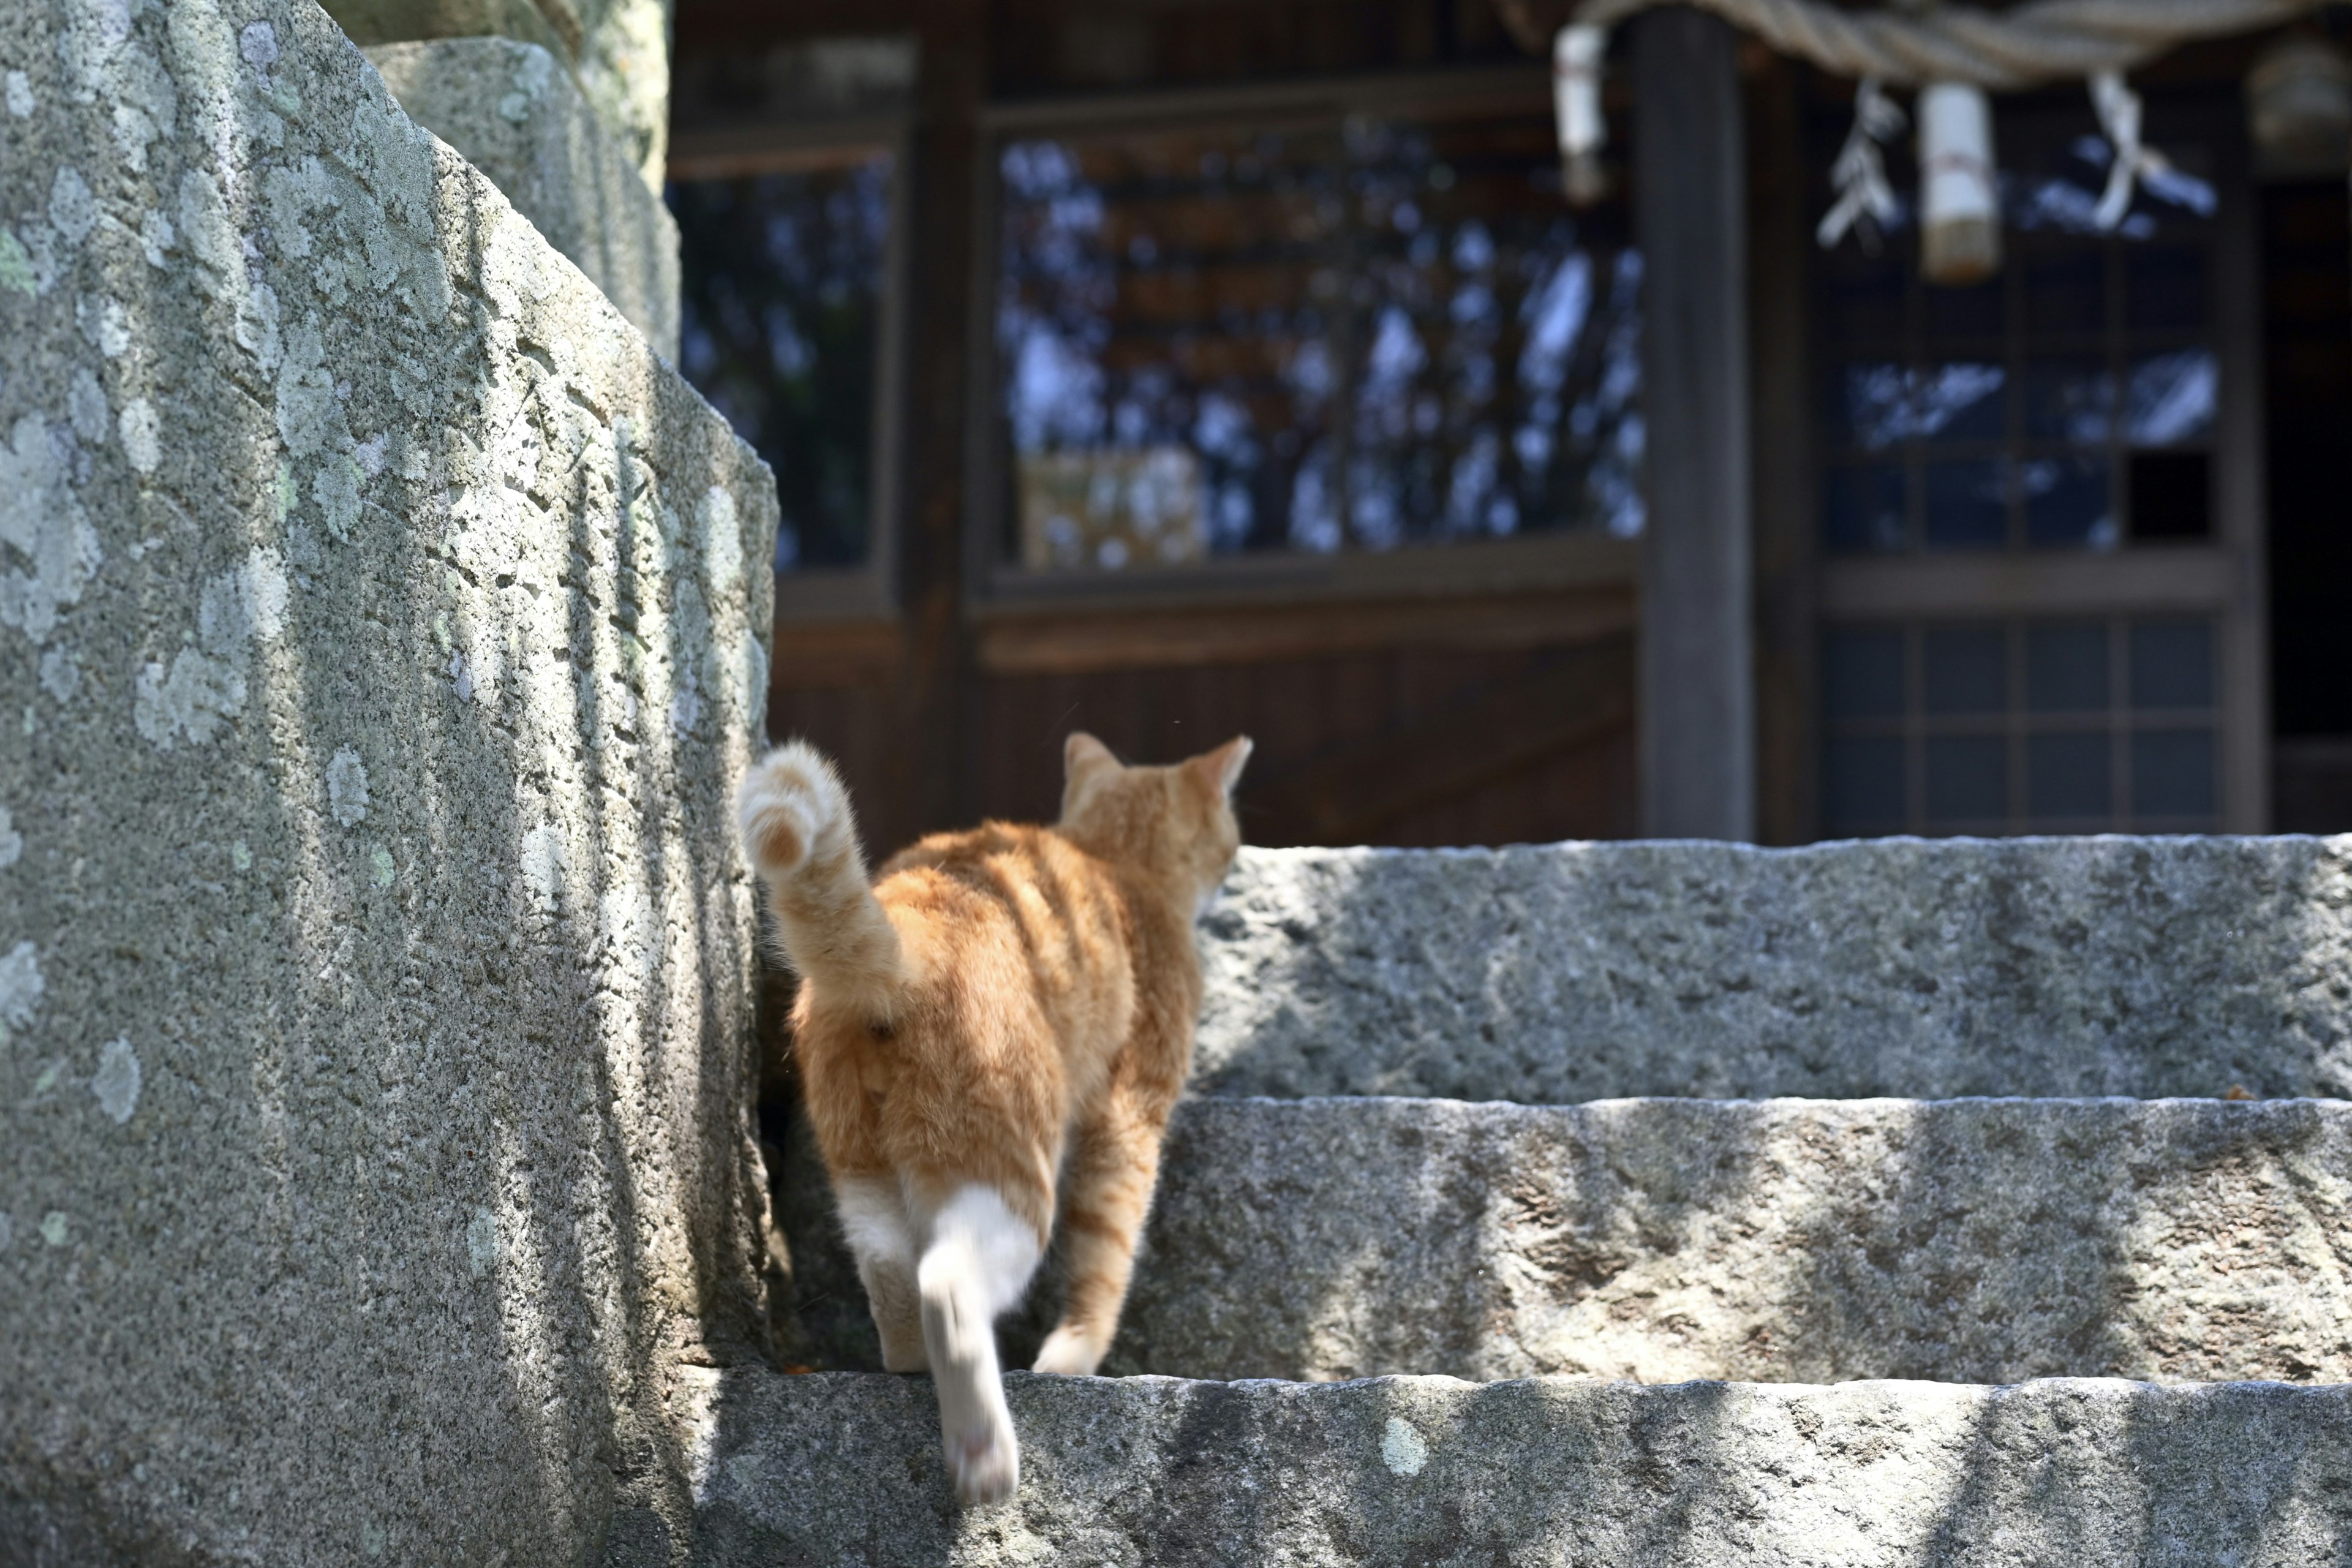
[1196, 837, 2352, 1101]
[775, 1095, 2352, 1387]
[682, 1366, 2352, 1566]
[1097, 1095, 2352, 1385]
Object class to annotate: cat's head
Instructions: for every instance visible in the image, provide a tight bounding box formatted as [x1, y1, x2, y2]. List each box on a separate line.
[1057, 731, 1253, 898]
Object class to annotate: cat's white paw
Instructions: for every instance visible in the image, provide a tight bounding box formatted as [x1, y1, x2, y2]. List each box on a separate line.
[736, 742, 845, 878]
[1031, 1325, 1106, 1376]
[946, 1410, 1019, 1505]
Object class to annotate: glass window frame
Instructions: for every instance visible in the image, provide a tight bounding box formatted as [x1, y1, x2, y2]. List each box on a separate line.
[1804, 88, 2270, 835]
[669, 119, 914, 624]
[1818, 614, 2226, 837]
[963, 65, 1641, 615]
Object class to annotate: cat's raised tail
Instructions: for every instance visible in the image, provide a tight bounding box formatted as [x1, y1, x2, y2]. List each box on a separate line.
[737, 741, 903, 1012]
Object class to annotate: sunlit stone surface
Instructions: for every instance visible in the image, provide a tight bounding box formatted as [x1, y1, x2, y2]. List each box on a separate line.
[688, 1369, 2352, 1567]
[0, 1, 774, 1560]
[1195, 837, 2352, 1101]
[1109, 1095, 2352, 1385]
[367, 36, 680, 357]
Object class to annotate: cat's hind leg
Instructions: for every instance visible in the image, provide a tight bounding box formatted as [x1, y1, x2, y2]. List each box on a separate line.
[916, 1184, 1044, 1506]
[836, 1176, 927, 1373]
[1034, 1085, 1167, 1376]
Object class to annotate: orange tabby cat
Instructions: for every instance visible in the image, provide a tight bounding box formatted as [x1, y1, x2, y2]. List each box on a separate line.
[737, 731, 1253, 1504]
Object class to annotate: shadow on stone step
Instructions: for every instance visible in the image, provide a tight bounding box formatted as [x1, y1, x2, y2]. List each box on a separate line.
[1095, 1096, 2352, 1386]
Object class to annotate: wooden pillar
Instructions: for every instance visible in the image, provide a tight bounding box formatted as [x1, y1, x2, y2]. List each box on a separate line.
[1747, 54, 1815, 845]
[898, 0, 987, 841]
[1634, 7, 1755, 840]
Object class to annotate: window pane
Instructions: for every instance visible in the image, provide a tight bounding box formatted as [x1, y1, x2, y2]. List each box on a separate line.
[2028, 732, 2111, 818]
[2024, 250, 2103, 335]
[673, 157, 894, 570]
[1914, 364, 2007, 446]
[1823, 627, 1906, 719]
[1825, 736, 1905, 832]
[2010, 137, 2125, 238]
[1825, 363, 1911, 453]
[2133, 729, 2216, 816]
[2127, 451, 2211, 540]
[2125, 246, 2207, 331]
[1924, 279, 2003, 346]
[2125, 350, 2217, 445]
[2130, 620, 2214, 709]
[1923, 625, 2004, 715]
[1926, 736, 2006, 823]
[2027, 622, 2109, 712]
[996, 114, 1642, 570]
[2021, 456, 2116, 549]
[1822, 464, 1907, 554]
[2024, 359, 2113, 442]
[1923, 461, 2007, 550]
[1819, 251, 1904, 343]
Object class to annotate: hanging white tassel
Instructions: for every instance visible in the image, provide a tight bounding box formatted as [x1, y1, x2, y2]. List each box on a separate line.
[1553, 24, 1611, 206]
[1817, 78, 1906, 248]
[2090, 70, 2173, 229]
[1917, 81, 2002, 284]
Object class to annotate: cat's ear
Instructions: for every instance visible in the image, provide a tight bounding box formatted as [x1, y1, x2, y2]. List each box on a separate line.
[1062, 733, 1121, 819]
[1065, 731, 1121, 789]
[1188, 736, 1253, 799]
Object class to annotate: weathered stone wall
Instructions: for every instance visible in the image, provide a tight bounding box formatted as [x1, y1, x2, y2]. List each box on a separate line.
[367, 36, 680, 357]
[1196, 837, 2352, 1101]
[0, 2, 774, 1563]
[322, 0, 674, 192]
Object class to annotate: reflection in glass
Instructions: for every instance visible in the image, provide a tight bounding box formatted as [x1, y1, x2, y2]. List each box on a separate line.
[2010, 135, 2212, 238]
[1926, 736, 2005, 822]
[2126, 350, 2218, 445]
[2024, 360, 2113, 442]
[1822, 464, 1907, 554]
[1924, 461, 2007, 549]
[674, 157, 894, 570]
[2021, 456, 2116, 549]
[1915, 364, 2007, 445]
[1830, 363, 2004, 450]
[997, 114, 1643, 570]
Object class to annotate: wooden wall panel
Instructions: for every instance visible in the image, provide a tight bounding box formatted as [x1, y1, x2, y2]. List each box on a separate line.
[970, 631, 1637, 851]
[774, 624, 1637, 855]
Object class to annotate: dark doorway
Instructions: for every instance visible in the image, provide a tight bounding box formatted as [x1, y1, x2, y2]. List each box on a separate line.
[2264, 178, 2352, 829]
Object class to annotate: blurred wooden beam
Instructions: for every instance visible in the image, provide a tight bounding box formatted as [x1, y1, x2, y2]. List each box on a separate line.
[973, 585, 1636, 676]
[1634, 7, 1755, 840]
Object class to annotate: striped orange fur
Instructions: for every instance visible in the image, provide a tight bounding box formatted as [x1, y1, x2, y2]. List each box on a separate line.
[737, 730, 1252, 1504]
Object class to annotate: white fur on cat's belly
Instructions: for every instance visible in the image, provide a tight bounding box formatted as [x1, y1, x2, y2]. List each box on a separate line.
[917, 1185, 1042, 1506]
